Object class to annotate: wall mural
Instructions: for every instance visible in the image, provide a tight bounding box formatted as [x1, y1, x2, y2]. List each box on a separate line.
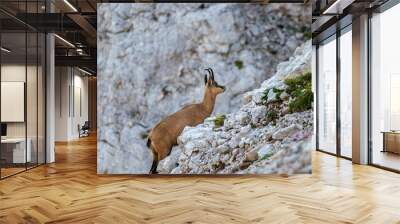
[97, 3, 313, 174]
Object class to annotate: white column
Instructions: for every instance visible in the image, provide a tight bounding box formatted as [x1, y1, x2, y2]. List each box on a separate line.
[352, 14, 369, 164]
[46, 32, 55, 163]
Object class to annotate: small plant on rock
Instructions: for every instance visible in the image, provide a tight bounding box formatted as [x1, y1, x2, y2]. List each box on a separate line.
[261, 88, 270, 104]
[272, 87, 284, 101]
[284, 71, 313, 113]
[213, 115, 226, 127]
[266, 109, 278, 124]
[260, 153, 274, 160]
[234, 60, 244, 70]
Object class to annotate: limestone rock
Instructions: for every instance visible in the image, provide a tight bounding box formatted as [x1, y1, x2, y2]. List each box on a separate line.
[162, 41, 313, 175]
[245, 150, 259, 162]
[235, 111, 250, 126]
[272, 124, 301, 140]
[157, 146, 181, 174]
[257, 144, 274, 158]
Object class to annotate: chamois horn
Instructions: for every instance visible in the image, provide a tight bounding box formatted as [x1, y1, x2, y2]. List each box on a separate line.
[205, 68, 214, 80]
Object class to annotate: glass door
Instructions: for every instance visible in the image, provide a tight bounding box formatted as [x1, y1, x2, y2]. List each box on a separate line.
[370, 3, 400, 171]
[317, 35, 337, 154]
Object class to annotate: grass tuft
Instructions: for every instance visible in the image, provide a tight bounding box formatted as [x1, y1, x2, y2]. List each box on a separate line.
[234, 60, 244, 70]
[266, 109, 278, 124]
[214, 115, 226, 127]
[284, 71, 313, 113]
[260, 152, 274, 160]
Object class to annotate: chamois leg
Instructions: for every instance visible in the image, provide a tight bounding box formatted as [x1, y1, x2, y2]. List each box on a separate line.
[150, 159, 158, 174]
[149, 141, 171, 174]
[150, 148, 159, 174]
[158, 145, 172, 161]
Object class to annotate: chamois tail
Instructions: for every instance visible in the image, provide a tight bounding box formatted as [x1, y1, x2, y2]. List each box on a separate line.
[147, 138, 151, 147]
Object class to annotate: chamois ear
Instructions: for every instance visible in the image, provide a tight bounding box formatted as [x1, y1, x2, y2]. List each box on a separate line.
[204, 74, 208, 85]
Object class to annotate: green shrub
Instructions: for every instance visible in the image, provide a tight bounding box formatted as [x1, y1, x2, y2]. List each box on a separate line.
[261, 87, 284, 105]
[261, 88, 270, 104]
[234, 60, 244, 70]
[214, 115, 226, 127]
[272, 87, 284, 101]
[266, 109, 278, 123]
[284, 71, 311, 95]
[288, 87, 313, 113]
[284, 72, 313, 113]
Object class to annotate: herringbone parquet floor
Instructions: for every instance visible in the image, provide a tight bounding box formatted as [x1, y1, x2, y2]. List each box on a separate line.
[0, 135, 400, 224]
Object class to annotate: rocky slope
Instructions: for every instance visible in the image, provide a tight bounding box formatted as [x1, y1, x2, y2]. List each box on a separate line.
[157, 41, 313, 175]
[97, 3, 311, 174]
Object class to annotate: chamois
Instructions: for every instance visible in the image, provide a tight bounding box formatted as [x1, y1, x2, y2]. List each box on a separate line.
[147, 68, 225, 174]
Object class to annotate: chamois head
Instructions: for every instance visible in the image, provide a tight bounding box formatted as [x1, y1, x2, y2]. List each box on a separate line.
[204, 68, 225, 95]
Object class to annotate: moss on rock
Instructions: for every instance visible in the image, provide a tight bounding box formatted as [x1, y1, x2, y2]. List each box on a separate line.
[213, 115, 226, 127]
[234, 60, 244, 70]
[284, 71, 313, 113]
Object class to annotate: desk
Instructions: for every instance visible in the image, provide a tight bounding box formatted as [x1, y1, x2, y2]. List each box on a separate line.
[1, 138, 31, 163]
[381, 131, 400, 155]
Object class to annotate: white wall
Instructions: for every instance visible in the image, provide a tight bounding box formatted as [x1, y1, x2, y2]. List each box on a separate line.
[55, 67, 89, 141]
[1, 65, 26, 139]
[1, 63, 46, 164]
[55, 67, 69, 141]
[1, 65, 40, 137]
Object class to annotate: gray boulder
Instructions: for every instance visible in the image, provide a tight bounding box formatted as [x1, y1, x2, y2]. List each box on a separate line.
[272, 124, 301, 140]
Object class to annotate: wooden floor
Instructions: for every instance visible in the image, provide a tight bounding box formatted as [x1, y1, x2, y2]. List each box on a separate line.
[373, 150, 400, 171]
[1, 167, 26, 178]
[0, 135, 400, 224]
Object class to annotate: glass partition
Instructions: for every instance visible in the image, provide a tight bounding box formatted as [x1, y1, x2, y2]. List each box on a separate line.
[339, 27, 352, 158]
[1, 31, 27, 177]
[317, 35, 337, 154]
[0, 1, 46, 179]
